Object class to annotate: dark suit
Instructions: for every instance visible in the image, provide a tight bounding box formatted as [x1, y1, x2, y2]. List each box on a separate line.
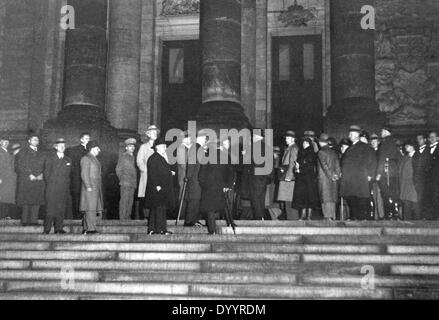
[65, 144, 88, 219]
[44, 152, 72, 232]
[412, 145, 431, 218]
[145, 152, 176, 233]
[428, 143, 439, 219]
[199, 149, 235, 234]
[15, 146, 46, 224]
[341, 141, 376, 220]
[377, 136, 403, 218]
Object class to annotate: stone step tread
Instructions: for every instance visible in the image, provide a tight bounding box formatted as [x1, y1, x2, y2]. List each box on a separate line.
[0, 226, 208, 234]
[387, 245, 439, 254]
[0, 234, 131, 242]
[303, 235, 439, 245]
[0, 270, 100, 281]
[0, 251, 117, 260]
[391, 265, 439, 275]
[300, 275, 439, 288]
[302, 254, 439, 264]
[2, 280, 393, 299]
[220, 227, 383, 236]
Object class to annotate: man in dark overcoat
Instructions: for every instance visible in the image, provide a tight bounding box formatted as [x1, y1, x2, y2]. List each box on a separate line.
[43, 139, 71, 234]
[0, 137, 17, 219]
[116, 138, 138, 220]
[199, 144, 235, 234]
[80, 140, 103, 234]
[15, 135, 46, 226]
[145, 138, 176, 235]
[427, 131, 439, 219]
[340, 126, 377, 220]
[65, 133, 90, 219]
[317, 133, 341, 220]
[413, 134, 431, 219]
[376, 127, 402, 219]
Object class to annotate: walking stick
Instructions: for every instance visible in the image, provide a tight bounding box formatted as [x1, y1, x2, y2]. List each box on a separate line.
[175, 178, 188, 225]
[223, 189, 237, 235]
[340, 197, 345, 221]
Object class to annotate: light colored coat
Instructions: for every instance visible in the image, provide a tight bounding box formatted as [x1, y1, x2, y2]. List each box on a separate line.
[317, 146, 341, 203]
[0, 148, 16, 204]
[277, 143, 298, 202]
[80, 154, 103, 213]
[136, 142, 155, 197]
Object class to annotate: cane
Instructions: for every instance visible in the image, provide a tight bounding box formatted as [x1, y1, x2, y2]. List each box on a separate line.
[340, 197, 345, 221]
[175, 178, 188, 225]
[223, 189, 237, 235]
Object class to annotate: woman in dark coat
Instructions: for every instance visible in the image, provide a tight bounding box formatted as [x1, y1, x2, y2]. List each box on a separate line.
[145, 138, 176, 235]
[292, 138, 320, 220]
[199, 146, 235, 234]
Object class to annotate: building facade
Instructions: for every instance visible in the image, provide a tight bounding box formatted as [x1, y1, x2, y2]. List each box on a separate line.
[1, 0, 439, 144]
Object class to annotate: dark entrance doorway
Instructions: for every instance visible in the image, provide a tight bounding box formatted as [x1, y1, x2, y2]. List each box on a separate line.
[272, 35, 323, 144]
[161, 40, 201, 132]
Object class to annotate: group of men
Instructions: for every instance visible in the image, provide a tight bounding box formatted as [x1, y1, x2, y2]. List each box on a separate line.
[1, 123, 438, 235]
[273, 125, 439, 221]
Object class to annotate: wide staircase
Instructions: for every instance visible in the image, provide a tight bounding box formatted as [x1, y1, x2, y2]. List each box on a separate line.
[0, 219, 439, 300]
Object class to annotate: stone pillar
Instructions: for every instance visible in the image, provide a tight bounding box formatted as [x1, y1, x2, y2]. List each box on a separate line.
[62, 0, 108, 119]
[241, 0, 256, 126]
[326, 0, 384, 137]
[107, 0, 142, 134]
[197, 0, 250, 131]
[255, 0, 268, 128]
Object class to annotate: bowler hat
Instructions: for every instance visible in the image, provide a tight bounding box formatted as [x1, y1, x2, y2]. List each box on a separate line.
[124, 138, 137, 146]
[348, 125, 362, 133]
[318, 133, 330, 143]
[54, 138, 66, 145]
[87, 140, 100, 151]
[154, 137, 168, 148]
[370, 133, 379, 141]
[382, 126, 392, 134]
[284, 130, 296, 138]
[304, 130, 316, 137]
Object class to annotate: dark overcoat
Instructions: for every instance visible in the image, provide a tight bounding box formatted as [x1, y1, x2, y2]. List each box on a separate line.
[377, 137, 402, 178]
[199, 149, 235, 214]
[145, 152, 176, 209]
[292, 147, 320, 209]
[340, 141, 377, 198]
[80, 154, 103, 213]
[412, 147, 430, 203]
[184, 143, 203, 200]
[116, 152, 137, 188]
[44, 151, 72, 216]
[15, 146, 46, 206]
[317, 146, 341, 203]
[0, 148, 16, 204]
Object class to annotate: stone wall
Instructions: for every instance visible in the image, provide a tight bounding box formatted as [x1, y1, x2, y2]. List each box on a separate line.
[375, 0, 439, 126]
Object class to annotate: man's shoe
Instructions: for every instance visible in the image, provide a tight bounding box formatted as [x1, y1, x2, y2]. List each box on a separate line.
[87, 230, 98, 235]
[194, 221, 205, 227]
[183, 222, 195, 227]
[55, 230, 67, 234]
[160, 231, 173, 235]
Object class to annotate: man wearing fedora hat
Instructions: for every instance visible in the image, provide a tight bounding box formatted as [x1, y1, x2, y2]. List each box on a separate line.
[116, 138, 137, 220]
[376, 126, 402, 219]
[277, 130, 299, 220]
[15, 134, 45, 226]
[0, 136, 17, 219]
[137, 125, 160, 219]
[317, 133, 341, 220]
[145, 137, 176, 235]
[43, 139, 71, 234]
[340, 125, 377, 220]
[80, 141, 103, 234]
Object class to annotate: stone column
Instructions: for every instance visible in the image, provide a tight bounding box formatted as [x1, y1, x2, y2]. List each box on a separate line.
[62, 0, 108, 119]
[255, 0, 268, 128]
[107, 0, 142, 134]
[197, 0, 249, 131]
[326, 0, 384, 137]
[241, 0, 256, 126]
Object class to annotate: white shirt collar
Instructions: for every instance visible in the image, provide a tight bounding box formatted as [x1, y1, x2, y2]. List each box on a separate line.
[1, 147, 8, 152]
[57, 152, 64, 159]
[29, 145, 37, 151]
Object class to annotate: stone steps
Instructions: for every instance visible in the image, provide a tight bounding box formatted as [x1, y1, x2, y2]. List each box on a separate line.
[1, 220, 439, 299]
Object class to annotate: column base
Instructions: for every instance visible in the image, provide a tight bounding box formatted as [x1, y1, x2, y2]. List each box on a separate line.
[196, 101, 251, 133]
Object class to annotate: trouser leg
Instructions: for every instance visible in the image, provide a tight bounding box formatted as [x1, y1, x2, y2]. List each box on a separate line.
[402, 201, 413, 221]
[322, 202, 336, 219]
[206, 211, 217, 234]
[21, 205, 30, 224]
[119, 187, 134, 220]
[148, 207, 156, 232]
[43, 208, 54, 233]
[156, 206, 167, 233]
[185, 199, 200, 224]
[83, 211, 97, 231]
[30, 206, 39, 224]
[54, 204, 65, 232]
[250, 184, 266, 220]
[285, 201, 299, 220]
